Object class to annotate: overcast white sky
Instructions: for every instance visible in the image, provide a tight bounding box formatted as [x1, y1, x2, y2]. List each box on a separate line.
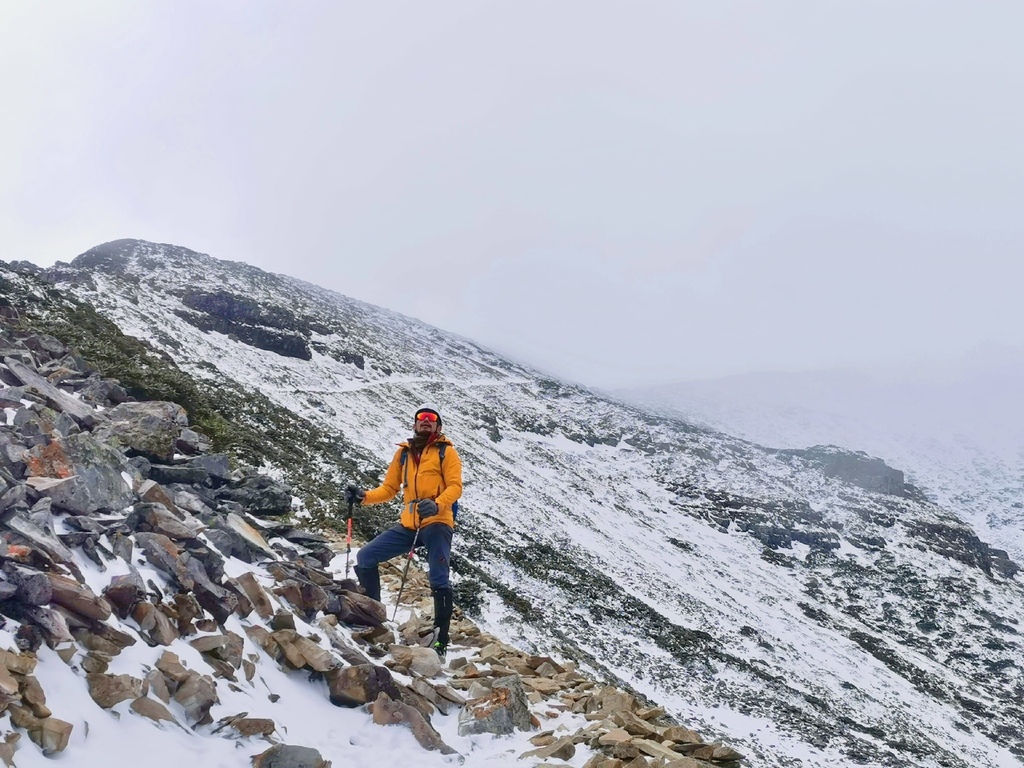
[2, 2, 1023, 388]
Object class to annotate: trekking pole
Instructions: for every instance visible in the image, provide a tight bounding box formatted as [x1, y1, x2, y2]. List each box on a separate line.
[344, 500, 354, 579]
[391, 501, 422, 622]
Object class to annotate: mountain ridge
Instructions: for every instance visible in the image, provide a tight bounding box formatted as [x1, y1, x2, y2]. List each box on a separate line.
[4, 239, 1022, 767]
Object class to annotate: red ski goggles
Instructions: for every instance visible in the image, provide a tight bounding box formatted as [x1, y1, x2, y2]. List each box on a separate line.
[414, 411, 438, 423]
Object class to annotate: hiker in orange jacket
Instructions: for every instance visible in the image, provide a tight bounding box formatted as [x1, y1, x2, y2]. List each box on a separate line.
[346, 405, 463, 659]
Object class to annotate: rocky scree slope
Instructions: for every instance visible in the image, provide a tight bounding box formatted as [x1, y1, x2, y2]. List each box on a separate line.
[0, 315, 755, 768]
[7, 240, 1024, 767]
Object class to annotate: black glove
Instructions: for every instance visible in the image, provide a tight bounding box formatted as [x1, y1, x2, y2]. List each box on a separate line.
[417, 499, 438, 519]
[345, 485, 365, 505]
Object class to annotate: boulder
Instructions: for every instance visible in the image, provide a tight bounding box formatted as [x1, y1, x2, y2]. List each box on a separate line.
[103, 569, 147, 619]
[6, 706, 72, 755]
[334, 591, 387, 628]
[87, 673, 145, 709]
[371, 692, 459, 756]
[24, 434, 135, 514]
[388, 645, 442, 678]
[128, 502, 205, 540]
[44, 572, 112, 621]
[458, 674, 534, 737]
[250, 744, 331, 768]
[520, 735, 576, 761]
[173, 670, 218, 725]
[326, 664, 401, 708]
[216, 474, 292, 517]
[130, 696, 177, 725]
[92, 401, 188, 461]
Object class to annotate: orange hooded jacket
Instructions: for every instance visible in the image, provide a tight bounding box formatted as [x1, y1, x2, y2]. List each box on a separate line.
[361, 434, 463, 530]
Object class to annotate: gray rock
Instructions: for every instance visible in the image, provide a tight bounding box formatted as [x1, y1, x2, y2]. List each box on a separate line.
[127, 502, 205, 540]
[92, 401, 188, 461]
[2, 357, 96, 426]
[149, 464, 211, 486]
[250, 744, 331, 768]
[216, 474, 292, 517]
[458, 674, 534, 737]
[25, 433, 135, 514]
[188, 453, 233, 482]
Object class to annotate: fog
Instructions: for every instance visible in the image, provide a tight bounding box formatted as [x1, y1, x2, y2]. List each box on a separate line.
[3, 1, 1023, 388]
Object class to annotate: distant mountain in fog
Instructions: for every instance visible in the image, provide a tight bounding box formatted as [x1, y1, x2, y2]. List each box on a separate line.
[617, 356, 1024, 562]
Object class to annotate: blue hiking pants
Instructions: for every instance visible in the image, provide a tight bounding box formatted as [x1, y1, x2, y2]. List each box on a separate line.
[355, 523, 453, 602]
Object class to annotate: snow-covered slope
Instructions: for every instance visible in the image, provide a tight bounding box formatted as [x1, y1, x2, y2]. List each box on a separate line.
[617, 364, 1024, 565]
[35, 240, 1024, 767]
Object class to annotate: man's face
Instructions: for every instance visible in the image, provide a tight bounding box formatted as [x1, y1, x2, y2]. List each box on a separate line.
[415, 417, 439, 435]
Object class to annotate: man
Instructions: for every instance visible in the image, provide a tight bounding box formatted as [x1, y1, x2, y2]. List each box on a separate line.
[346, 405, 463, 660]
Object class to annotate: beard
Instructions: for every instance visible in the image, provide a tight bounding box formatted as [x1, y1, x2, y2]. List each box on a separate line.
[409, 432, 431, 451]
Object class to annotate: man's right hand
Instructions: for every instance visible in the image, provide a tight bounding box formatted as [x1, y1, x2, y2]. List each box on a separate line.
[345, 485, 365, 505]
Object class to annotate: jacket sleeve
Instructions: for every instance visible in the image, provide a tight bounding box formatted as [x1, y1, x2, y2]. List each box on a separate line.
[435, 446, 463, 508]
[362, 448, 404, 505]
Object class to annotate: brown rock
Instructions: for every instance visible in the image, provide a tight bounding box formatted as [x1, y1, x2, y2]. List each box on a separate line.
[327, 664, 401, 708]
[132, 601, 179, 646]
[87, 673, 144, 709]
[0, 665, 18, 697]
[251, 744, 331, 768]
[519, 735, 576, 761]
[633, 738, 681, 762]
[271, 611, 295, 631]
[637, 706, 666, 721]
[371, 692, 459, 755]
[388, 645, 442, 678]
[0, 650, 36, 676]
[0, 732, 20, 768]
[7, 706, 73, 755]
[599, 728, 633, 746]
[661, 726, 702, 743]
[103, 569, 147, 619]
[610, 742, 641, 760]
[529, 731, 557, 747]
[231, 718, 276, 737]
[146, 668, 172, 703]
[614, 711, 660, 738]
[130, 697, 177, 724]
[173, 671, 218, 726]
[663, 758, 709, 768]
[711, 745, 744, 761]
[19, 675, 50, 718]
[155, 651, 191, 691]
[335, 591, 387, 627]
[172, 592, 203, 636]
[522, 676, 564, 695]
[190, 634, 228, 654]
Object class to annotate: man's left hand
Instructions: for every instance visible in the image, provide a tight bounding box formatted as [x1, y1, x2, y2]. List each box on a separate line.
[417, 499, 439, 519]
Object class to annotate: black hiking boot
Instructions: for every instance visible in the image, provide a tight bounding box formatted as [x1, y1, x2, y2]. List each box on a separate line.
[429, 628, 448, 663]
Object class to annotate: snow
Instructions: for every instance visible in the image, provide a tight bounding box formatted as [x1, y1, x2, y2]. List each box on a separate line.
[0, 540, 606, 768]
[24, 242, 1024, 768]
